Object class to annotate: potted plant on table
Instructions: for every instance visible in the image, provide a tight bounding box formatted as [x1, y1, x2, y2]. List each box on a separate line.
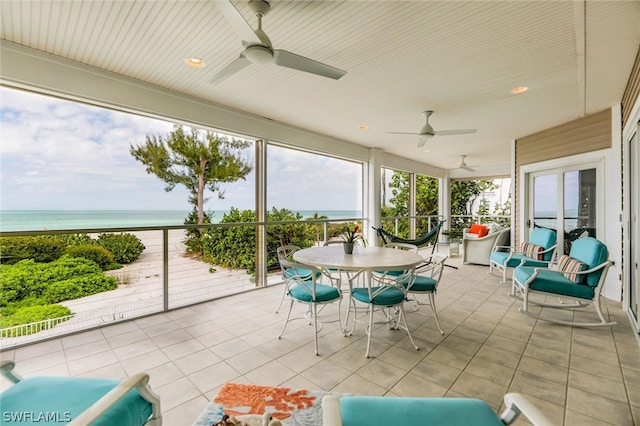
[342, 223, 364, 254]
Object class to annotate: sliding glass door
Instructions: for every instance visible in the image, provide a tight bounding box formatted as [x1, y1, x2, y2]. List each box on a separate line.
[625, 124, 639, 329]
[529, 164, 598, 255]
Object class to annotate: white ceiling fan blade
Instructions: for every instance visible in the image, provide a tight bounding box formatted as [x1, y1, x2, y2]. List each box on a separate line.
[434, 129, 477, 136]
[461, 166, 476, 172]
[417, 135, 431, 147]
[214, 0, 262, 45]
[273, 50, 346, 80]
[387, 131, 422, 135]
[209, 55, 251, 84]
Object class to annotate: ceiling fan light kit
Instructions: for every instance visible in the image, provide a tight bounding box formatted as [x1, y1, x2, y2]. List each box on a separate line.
[210, 0, 346, 83]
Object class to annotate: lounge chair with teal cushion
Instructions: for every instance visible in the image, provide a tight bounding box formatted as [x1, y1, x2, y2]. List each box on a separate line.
[322, 393, 550, 426]
[489, 227, 557, 283]
[0, 361, 161, 426]
[512, 237, 615, 327]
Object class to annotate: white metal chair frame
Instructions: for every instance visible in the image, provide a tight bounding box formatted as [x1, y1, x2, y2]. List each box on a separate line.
[511, 260, 615, 327]
[275, 244, 301, 313]
[347, 267, 419, 358]
[277, 259, 344, 355]
[406, 253, 448, 335]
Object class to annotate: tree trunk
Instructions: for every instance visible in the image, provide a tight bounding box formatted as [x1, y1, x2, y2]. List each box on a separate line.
[197, 158, 206, 225]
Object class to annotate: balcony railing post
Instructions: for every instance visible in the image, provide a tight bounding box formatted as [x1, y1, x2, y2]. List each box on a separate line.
[163, 228, 169, 311]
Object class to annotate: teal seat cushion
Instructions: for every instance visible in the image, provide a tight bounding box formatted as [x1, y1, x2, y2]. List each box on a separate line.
[339, 396, 503, 426]
[0, 376, 152, 426]
[514, 266, 595, 300]
[405, 275, 436, 292]
[491, 252, 548, 268]
[289, 283, 340, 302]
[351, 287, 405, 306]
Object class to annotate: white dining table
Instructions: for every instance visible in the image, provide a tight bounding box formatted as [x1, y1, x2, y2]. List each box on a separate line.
[292, 245, 423, 274]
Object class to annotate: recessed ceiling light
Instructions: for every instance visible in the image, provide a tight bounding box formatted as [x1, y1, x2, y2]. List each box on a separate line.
[185, 58, 206, 68]
[359, 125, 369, 131]
[423, 149, 431, 153]
[510, 86, 528, 95]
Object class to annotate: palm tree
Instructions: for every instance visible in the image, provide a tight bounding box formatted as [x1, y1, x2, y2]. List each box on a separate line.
[306, 212, 329, 246]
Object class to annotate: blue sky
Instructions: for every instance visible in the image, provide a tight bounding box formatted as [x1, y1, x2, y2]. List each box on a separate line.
[0, 87, 362, 212]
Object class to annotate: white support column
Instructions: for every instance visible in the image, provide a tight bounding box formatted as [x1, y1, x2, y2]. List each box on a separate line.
[440, 172, 451, 232]
[409, 172, 416, 239]
[366, 148, 383, 246]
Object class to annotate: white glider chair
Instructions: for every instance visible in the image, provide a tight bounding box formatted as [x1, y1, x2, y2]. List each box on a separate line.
[512, 237, 615, 327]
[0, 361, 162, 425]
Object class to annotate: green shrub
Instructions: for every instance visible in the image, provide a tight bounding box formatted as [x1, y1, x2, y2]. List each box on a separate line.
[184, 209, 214, 254]
[97, 233, 145, 264]
[0, 256, 105, 306]
[65, 244, 115, 270]
[41, 274, 117, 304]
[0, 236, 66, 264]
[202, 207, 314, 272]
[55, 233, 96, 247]
[0, 304, 72, 337]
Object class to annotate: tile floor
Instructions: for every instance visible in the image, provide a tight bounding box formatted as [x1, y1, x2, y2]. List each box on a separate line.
[1, 258, 639, 426]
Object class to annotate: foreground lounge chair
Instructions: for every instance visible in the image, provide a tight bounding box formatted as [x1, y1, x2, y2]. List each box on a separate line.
[322, 393, 550, 426]
[512, 236, 615, 327]
[0, 361, 162, 425]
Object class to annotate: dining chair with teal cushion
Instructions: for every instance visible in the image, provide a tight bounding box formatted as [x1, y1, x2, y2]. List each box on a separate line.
[489, 227, 557, 282]
[404, 253, 448, 335]
[512, 237, 615, 327]
[0, 361, 161, 426]
[347, 267, 418, 358]
[276, 245, 322, 313]
[321, 393, 550, 426]
[277, 259, 343, 355]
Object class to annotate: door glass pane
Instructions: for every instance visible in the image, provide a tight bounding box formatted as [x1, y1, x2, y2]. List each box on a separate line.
[564, 169, 596, 254]
[630, 130, 638, 321]
[533, 174, 557, 231]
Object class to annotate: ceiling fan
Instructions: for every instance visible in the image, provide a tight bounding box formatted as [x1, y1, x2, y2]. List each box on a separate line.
[457, 155, 475, 172]
[389, 110, 477, 147]
[210, 0, 346, 84]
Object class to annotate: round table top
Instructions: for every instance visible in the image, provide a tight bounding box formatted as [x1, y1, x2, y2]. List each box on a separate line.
[293, 245, 423, 271]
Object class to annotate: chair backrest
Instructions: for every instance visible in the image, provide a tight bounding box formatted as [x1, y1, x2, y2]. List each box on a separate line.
[370, 267, 415, 302]
[529, 228, 557, 260]
[279, 259, 321, 298]
[384, 242, 418, 253]
[568, 237, 609, 287]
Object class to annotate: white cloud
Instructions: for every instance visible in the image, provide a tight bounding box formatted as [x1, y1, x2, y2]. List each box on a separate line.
[0, 87, 363, 214]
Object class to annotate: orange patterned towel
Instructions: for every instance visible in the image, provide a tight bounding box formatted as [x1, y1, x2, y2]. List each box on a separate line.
[193, 382, 327, 426]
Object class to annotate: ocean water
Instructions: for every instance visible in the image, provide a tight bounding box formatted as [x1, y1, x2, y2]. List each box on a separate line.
[0, 210, 363, 232]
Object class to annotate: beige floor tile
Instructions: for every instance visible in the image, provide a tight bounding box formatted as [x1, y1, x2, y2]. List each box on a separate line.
[120, 349, 170, 376]
[376, 344, 426, 370]
[106, 329, 150, 348]
[463, 357, 515, 387]
[449, 371, 508, 411]
[510, 370, 567, 406]
[570, 353, 623, 382]
[187, 361, 242, 394]
[162, 395, 210, 426]
[564, 409, 617, 426]
[244, 360, 297, 386]
[225, 348, 273, 374]
[155, 376, 203, 411]
[14, 340, 64, 362]
[326, 346, 373, 373]
[144, 361, 186, 388]
[426, 345, 473, 370]
[330, 374, 386, 396]
[568, 369, 627, 404]
[113, 338, 159, 360]
[523, 343, 570, 368]
[61, 329, 106, 349]
[439, 334, 483, 356]
[173, 349, 222, 375]
[150, 328, 194, 348]
[162, 338, 206, 360]
[64, 339, 113, 362]
[566, 387, 634, 425]
[300, 359, 352, 391]
[518, 356, 568, 385]
[67, 350, 119, 376]
[483, 333, 528, 356]
[410, 357, 462, 388]
[390, 373, 448, 397]
[355, 358, 407, 390]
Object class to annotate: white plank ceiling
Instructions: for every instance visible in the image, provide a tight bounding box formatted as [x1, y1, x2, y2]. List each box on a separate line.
[1, 0, 639, 175]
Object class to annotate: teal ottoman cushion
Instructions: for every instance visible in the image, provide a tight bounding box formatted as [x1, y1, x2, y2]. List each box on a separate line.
[339, 396, 503, 426]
